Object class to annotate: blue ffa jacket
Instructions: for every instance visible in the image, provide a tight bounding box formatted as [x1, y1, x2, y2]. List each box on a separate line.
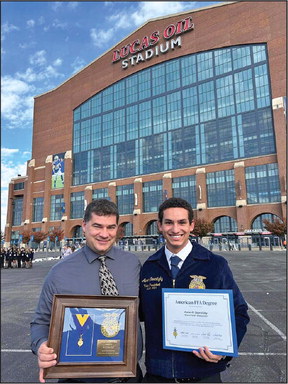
[139, 242, 250, 379]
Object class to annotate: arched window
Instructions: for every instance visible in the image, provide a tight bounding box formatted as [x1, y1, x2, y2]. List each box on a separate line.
[73, 225, 83, 238]
[121, 222, 133, 237]
[252, 213, 282, 230]
[147, 221, 158, 235]
[214, 216, 238, 233]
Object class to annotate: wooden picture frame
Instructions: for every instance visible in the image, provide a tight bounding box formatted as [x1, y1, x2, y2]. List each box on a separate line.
[44, 294, 138, 379]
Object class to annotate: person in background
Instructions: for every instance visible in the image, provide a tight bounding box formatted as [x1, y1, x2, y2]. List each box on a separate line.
[140, 197, 250, 383]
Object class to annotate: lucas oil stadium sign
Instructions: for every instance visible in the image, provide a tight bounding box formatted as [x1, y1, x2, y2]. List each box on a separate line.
[112, 16, 194, 69]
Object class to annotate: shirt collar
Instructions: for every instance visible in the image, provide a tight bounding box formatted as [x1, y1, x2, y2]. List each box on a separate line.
[83, 244, 117, 264]
[165, 241, 193, 264]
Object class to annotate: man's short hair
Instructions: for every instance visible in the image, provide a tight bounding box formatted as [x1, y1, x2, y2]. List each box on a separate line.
[158, 197, 194, 224]
[84, 199, 119, 223]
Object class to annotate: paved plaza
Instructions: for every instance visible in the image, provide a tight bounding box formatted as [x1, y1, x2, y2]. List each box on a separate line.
[1, 250, 286, 383]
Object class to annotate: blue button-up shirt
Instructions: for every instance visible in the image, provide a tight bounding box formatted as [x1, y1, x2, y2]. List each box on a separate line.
[31, 245, 142, 360]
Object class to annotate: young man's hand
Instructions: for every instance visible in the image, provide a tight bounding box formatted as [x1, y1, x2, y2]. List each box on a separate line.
[192, 346, 224, 363]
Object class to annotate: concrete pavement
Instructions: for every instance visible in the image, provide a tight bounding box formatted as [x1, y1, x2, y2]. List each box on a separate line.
[1, 250, 286, 383]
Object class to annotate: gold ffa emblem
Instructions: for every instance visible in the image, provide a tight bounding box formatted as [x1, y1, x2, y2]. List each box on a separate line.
[173, 328, 178, 338]
[189, 275, 206, 289]
[101, 313, 120, 338]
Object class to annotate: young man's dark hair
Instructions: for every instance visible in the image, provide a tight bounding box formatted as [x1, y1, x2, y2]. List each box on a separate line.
[158, 197, 194, 224]
[83, 199, 119, 223]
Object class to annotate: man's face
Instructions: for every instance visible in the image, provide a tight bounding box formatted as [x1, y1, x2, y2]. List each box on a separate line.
[158, 207, 194, 254]
[82, 213, 118, 255]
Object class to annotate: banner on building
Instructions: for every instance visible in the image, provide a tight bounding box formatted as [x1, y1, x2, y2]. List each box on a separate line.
[52, 152, 65, 189]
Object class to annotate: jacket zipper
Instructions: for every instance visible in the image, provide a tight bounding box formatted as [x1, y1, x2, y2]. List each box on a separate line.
[172, 278, 176, 377]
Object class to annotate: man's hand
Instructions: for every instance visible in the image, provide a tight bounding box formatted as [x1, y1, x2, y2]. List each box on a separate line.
[192, 346, 223, 363]
[37, 341, 57, 383]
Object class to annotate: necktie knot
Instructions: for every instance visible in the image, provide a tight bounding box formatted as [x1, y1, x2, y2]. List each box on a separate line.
[170, 255, 181, 279]
[170, 255, 181, 267]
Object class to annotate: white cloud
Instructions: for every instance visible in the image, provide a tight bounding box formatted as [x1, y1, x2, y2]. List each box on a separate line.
[2, 21, 20, 35]
[51, 2, 62, 12]
[27, 19, 35, 28]
[90, 27, 115, 48]
[29, 50, 47, 66]
[67, 2, 79, 10]
[1, 148, 19, 157]
[1, 159, 28, 232]
[53, 58, 63, 67]
[131, 2, 197, 26]
[19, 41, 36, 49]
[52, 19, 68, 30]
[1, 76, 35, 129]
[90, 2, 198, 48]
[38, 16, 45, 25]
[71, 56, 86, 74]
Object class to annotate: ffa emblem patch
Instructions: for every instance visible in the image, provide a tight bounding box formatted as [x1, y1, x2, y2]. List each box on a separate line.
[189, 275, 206, 289]
[101, 313, 120, 338]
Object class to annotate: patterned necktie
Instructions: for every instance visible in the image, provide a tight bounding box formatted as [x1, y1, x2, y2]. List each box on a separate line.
[98, 255, 119, 296]
[170, 255, 182, 279]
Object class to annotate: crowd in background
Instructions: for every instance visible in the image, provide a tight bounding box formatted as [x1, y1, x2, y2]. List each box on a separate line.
[0, 247, 35, 269]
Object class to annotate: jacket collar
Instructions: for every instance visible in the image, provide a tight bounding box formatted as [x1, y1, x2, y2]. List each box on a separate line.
[147, 242, 212, 276]
[149, 242, 211, 262]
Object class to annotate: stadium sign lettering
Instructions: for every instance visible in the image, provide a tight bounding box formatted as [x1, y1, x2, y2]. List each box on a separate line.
[112, 16, 194, 69]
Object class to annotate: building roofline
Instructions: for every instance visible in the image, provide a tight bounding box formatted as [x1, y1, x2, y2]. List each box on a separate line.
[34, 1, 237, 99]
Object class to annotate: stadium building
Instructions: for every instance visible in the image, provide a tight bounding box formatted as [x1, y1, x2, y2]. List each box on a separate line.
[5, 1, 287, 248]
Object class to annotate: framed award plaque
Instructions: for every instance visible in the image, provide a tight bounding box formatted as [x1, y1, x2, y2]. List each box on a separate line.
[44, 294, 138, 379]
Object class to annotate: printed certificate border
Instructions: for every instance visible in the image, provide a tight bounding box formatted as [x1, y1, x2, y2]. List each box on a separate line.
[162, 288, 238, 357]
[44, 294, 138, 379]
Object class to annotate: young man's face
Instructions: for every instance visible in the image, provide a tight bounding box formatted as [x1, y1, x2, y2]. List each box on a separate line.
[158, 207, 194, 254]
[82, 212, 118, 255]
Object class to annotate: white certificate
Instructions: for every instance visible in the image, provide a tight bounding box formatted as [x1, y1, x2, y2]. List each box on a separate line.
[162, 289, 238, 357]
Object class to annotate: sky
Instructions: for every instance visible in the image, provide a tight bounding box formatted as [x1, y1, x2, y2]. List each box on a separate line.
[1, 0, 219, 232]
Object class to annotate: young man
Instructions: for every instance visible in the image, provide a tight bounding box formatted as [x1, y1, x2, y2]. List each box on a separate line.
[31, 199, 143, 383]
[140, 197, 249, 383]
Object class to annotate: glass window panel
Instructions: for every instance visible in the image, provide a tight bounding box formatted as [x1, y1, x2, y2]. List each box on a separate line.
[153, 96, 167, 133]
[172, 175, 197, 208]
[199, 81, 215, 122]
[139, 101, 152, 137]
[166, 60, 180, 91]
[214, 49, 232, 75]
[245, 163, 281, 204]
[50, 194, 64, 221]
[167, 91, 181, 130]
[116, 184, 134, 215]
[81, 100, 91, 119]
[207, 170, 235, 207]
[183, 86, 198, 126]
[70, 191, 84, 219]
[152, 63, 165, 96]
[232, 46, 251, 70]
[143, 180, 163, 212]
[91, 94, 102, 115]
[33, 197, 44, 222]
[214, 216, 238, 232]
[12, 196, 23, 226]
[253, 45, 267, 63]
[92, 188, 109, 200]
[197, 51, 213, 81]
[181, 55, 196, 86]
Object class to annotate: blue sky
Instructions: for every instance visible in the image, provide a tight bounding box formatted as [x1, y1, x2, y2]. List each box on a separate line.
[1, 1, 219, 231]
